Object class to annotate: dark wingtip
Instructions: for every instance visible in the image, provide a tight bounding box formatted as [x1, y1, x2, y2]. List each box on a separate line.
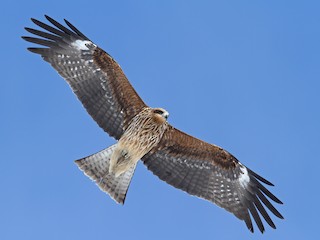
[277, 212, 285, 219]
[44, 14, 51, 20]
[247, 224, 265, 233]
[21, 36, 34, 42]
[268, 182, 274, 187]
[26, 47, 36, 53]
[269, 193, 283, 204]
[248, 168, 274, 186]
[64, 18, 89, 40]
[31, 17, 39, 25]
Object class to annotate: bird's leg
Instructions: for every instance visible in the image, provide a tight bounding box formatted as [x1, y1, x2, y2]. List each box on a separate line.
[117, 149, 130, 165]
[109, 148, 132, 177]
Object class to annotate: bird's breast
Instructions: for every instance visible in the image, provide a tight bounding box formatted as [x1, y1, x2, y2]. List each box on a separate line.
[109, 110, 168, 176]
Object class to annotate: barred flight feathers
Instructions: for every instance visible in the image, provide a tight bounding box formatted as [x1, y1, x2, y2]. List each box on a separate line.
[142, 126, 283, 233]
[22, 15, 146, 140]
[75, 145, 136, 204]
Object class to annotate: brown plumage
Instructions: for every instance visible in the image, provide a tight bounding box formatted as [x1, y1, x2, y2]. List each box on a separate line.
[22, 15, 283, 233]
[109, 107, 169, 177]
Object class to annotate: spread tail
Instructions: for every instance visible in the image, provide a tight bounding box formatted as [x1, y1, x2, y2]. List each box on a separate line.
[75, 144, 137, 204]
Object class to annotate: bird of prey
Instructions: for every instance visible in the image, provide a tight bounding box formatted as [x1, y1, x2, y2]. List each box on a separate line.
[22, 15, 283, 233]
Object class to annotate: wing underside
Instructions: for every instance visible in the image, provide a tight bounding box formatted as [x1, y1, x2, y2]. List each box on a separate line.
[142, 126, 283, 233]
[22, 15, 146, 139]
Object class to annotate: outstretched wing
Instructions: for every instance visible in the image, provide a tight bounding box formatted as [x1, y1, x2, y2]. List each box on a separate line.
[142, 126, 283, 233]
[22, 15, 146, 139]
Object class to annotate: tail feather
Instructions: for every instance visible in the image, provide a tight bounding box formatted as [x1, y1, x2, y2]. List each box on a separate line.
[75, 144, 136, 204]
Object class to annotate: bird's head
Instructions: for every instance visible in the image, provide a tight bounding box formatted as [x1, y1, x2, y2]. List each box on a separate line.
[152, 108, 169, 123]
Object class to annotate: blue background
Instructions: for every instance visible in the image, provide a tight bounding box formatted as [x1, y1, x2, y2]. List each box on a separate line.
[2, 1, 319, 239]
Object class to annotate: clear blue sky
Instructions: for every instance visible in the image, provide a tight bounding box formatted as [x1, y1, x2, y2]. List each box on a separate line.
[2, 1, 319, 239]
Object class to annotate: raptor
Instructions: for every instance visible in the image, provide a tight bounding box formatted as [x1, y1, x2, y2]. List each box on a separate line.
[22, 15, 283, 233]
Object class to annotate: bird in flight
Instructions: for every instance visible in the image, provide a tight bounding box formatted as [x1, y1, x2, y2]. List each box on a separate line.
[22, 15, 283, 233]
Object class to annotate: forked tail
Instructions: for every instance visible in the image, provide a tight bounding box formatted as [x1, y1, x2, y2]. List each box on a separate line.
[75, 144, 136, 204]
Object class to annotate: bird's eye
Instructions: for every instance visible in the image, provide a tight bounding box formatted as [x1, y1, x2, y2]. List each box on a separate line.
[153, 109, 164, 115]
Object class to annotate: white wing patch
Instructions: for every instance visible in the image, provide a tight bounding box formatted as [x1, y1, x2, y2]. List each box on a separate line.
[71, 40, 93, 50]
[239, 164, 250, 188]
